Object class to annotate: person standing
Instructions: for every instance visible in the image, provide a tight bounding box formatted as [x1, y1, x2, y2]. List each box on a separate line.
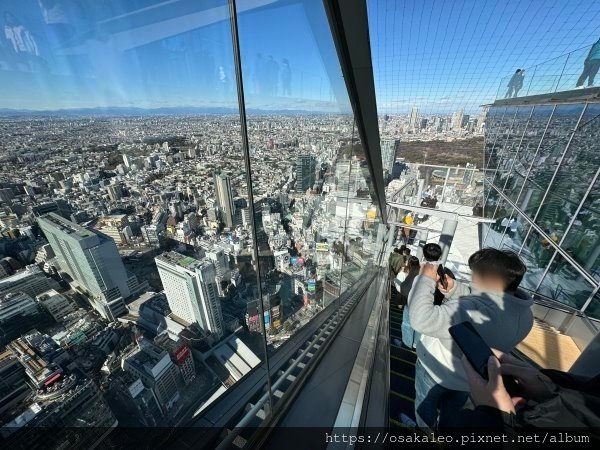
[402, 212, 414, 243]
[399, 256, 420, 346]
[505, 69, 523, 98]
[281, 58, 291, 96]
[576, 37, 600, 88]
[408, 248, 533, 429]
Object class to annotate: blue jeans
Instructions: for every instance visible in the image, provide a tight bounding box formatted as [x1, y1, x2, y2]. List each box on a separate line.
[401, 304, 420, 348]
[414, 359, 469, 429]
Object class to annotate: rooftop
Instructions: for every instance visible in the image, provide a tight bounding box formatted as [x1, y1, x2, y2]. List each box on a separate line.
[38, 212, 96, 240]
[156, 250, 211, 272]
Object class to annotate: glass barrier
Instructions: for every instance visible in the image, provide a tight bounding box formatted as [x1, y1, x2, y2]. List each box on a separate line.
[484, 101, 600, 321]
[496, 42, 600, 101]
[501, 105, 555, 205]
[235, 0, 384, 416]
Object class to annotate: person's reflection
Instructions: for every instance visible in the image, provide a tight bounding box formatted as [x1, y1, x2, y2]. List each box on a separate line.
[281, 58, 291, 96]
[265, 55, 279, 96]
[38, 0, 74, 44]
[3, 11, 45, 72]
[253, 53, 265, 95]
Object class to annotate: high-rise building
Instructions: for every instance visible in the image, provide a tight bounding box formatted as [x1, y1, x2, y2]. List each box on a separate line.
[335, 160, 364, 195]
[295, 154, 316, 192]
[214, 172, 236, 228]
[155, 251, 224, 339]
[408, 106, 419, 130]
[380, 139, 399, 180]
[30, 199, 73, 220]
[37, 213, 142, 320]
[451, 108, 465, 130]
[106, 184, 124, 202]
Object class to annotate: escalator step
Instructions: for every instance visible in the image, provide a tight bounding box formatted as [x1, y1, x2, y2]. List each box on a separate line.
[391, 374, 416, 398]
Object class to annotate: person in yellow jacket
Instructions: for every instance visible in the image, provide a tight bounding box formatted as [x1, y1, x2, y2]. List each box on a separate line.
[403, 212, 414, 241]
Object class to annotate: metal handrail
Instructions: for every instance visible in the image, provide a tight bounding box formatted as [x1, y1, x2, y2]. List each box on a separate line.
[496, 42, 598, 101]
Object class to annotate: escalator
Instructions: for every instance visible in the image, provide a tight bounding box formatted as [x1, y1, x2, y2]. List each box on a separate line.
[388, 286, 417, 427]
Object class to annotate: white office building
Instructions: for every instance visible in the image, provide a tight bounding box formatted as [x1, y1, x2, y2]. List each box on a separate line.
[155, 251, 224, 340]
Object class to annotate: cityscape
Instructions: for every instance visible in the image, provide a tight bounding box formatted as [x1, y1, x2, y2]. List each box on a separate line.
[0, 106, 483, 435]
[0, 0, 599, 448]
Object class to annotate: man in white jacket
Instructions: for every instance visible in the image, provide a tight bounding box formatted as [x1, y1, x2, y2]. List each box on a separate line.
[408, 248, 533, 429]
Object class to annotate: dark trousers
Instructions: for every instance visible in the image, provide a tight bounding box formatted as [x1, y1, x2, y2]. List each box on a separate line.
[414, 360, 469, 429]
[577, 59, 600, 87]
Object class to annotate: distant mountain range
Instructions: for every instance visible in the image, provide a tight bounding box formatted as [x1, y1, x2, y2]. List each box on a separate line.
[0, 106, 335, 117]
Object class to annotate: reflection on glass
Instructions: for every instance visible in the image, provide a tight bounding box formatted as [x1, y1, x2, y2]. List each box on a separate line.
[502, 105, 554, 204]
[485, 107, 517, 174]
[561, 176, 600, 282]
[490, 106, 532, 184]
[519, 229, 556, 292]
[535, 105, 600, 240]
[516, 104, 584, 220]
[483, 106, 506, 171]
[483, 198, 508, 248]
[535, 253, 594, 310]
[236, 0, 382, 371]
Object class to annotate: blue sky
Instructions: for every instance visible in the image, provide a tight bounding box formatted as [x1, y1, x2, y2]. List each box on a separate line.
[369, 0, 600, 114]
[0, 0, 599, 113]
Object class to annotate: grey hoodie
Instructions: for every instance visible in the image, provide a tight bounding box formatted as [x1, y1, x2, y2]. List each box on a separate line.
[408, 275, 533, 391]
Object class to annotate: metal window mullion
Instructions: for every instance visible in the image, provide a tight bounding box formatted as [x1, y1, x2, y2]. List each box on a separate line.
[498, 106, 536, 194]
[489, 108, 520, 183]
[580, 285, 600, 314]
[514, 105, 557, 208]
[498, 209, 516, 249]
[484, 107, 508, 172]
[534, 250, 557, 292]
[227, 0, 273, 411]
[556, 167, 600, 247]
[530, 104, 588, 225]
[518, 224, 532, 254]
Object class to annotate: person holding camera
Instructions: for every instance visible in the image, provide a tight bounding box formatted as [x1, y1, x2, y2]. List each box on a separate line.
[408, 248, 534, 429]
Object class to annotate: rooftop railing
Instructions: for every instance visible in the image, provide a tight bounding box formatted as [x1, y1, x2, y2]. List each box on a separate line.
[496, 43, 599, 101]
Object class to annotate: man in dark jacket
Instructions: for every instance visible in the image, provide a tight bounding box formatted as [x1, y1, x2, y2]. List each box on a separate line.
[389, 246, 408, 275]
[446, 350, 600, 439]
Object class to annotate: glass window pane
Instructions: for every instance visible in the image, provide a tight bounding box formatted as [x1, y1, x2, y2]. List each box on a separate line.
[491, 106, 533, 186]
[237, 0, 359, 359]
[535, 253, 594, 310]
[0, 0, 274, 427]
[483, 198, 509, 247]
[485, 106, 518, 174]
[535, 105, 600, 236]
[516, 104, 585, 220]
[501, 105, 555, 204]
[519, 229, 556, 291]
[484, 106, 507, 170]
[561, 176, 600, 282]
[585, 292, 600, 321]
